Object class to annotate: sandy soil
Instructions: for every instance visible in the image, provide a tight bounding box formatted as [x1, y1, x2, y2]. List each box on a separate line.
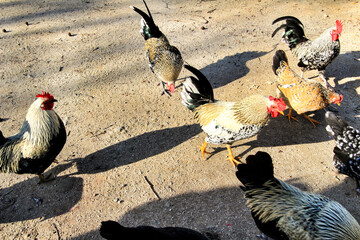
[0, 0, 359, 239]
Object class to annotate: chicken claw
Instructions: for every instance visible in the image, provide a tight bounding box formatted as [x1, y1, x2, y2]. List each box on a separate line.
[226, 145, 242, 166]
[286, 108, 298, 122]
[198, 141, 211, 160]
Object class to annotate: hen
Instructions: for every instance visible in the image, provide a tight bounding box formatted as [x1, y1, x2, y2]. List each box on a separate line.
[236, 151, 360, 240]
[272, 50, 343, 127]
[131, 0, 184, 96]
[181, 65, 286, 166]
[325, 111, 360, 193]
[272, 16, 343, 88]
[0, 92, 66, 183]
[100, 220, 210, 240]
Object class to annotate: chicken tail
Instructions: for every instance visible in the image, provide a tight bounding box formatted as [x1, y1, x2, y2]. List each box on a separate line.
[100, 221, 129, 240]
[181, 65, 214, 111]
[272, 50, 288, 75]
[236, 151, 274, 190]
[130, 0, 162, 40]
[325, 111, 349, 138]
[272, 16, 308, 49]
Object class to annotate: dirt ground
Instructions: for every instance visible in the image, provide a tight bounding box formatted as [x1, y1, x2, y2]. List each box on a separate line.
[0, 0, 359, 239]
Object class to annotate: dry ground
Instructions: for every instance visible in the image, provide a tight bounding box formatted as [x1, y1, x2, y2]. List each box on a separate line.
[0, 0, 359, 239]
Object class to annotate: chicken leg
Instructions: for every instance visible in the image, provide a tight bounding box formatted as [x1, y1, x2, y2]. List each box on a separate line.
[226, 144, 242, 166]
[302, 114, 321, 127]
[286, 108, 298, 122]
[198, 140, 211, 160]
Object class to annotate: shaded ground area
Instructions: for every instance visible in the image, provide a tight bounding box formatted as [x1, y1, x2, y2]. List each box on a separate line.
[0, 0, 359, 239]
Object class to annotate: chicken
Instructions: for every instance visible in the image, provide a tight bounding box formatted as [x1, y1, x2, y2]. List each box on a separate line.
[325, 111, 360, 193]
[130, 0, 184, 96]
[0, 92, 66, 183]
[181, 65, 286, 166]
[272, 16, 343, 88]
[100, 220, 210, 240]
[272, 50, 343, 127]
[236, 151, 360, 240]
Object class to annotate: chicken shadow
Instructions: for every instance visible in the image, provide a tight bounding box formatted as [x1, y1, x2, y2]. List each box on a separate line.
[198, 51, 268, 89]
[69, 175, 360, 240]
[326, 51, 360, 89]
[67, 124, 202, 175]
[0, 172, 82, 223]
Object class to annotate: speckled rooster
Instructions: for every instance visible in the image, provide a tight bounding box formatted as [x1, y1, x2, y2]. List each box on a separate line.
[272, 50, 343, 127]
[0, 92, 66, 183]
[181, 65, 286, 166]
[236, 151, 360, 240]
[131, 0, 184, 96]
[272, 16, 343, 88]
[325, 111, 360, 194]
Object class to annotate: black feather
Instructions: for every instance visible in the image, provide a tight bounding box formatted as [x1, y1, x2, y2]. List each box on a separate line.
[131, 0, 162, 39]
[272, 50, 288, 75]
[182, 65, 214, 110]
[236, 151, 274, 189]
[272, 16, 307, 49]
[0, 130, 7, 145]
[325, 111, 349, 138]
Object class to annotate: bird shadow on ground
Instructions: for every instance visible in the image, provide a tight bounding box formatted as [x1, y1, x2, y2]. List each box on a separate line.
[70, 176, 359, 240]
[198, 51, 268, 89]
[326, 51, 360, 88]
[65, 124, 202, 175]
[204, 110, 331, 160]
[0, 173, 83, 223]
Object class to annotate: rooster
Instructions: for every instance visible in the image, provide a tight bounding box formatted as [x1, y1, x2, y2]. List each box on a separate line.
[272, 16, 343, 88]
[181, 65, 286, 166]
[131, 0, 184, 96]
[236, 151, 360, 239]
[100, 220, 210, 240]
[0, 92, 66, 183]
[325, 111, 360, 193]
[272, 50, 343, 127]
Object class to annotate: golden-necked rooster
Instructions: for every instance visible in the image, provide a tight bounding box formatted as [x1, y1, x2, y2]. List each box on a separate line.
[0, 92, 66, 183]
[272, 16, 343, 88]
[236, 151, 360, 240]
[100, 220, 210, 240]
[181, 65, 286, 166]
[131, 0, 184, 96]
[272, 50, 343, 127]
[325, 111, 360, 193]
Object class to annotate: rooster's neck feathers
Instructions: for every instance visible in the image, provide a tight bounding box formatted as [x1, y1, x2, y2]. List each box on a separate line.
[20, 98, 62, 158]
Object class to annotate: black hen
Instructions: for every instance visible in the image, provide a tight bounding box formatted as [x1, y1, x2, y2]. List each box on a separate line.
[325, 111, 360, 193]
[236, 151, 360, 239]
[100, 221, 210, 240]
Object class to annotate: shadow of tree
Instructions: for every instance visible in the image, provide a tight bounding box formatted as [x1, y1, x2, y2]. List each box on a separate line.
[68, 124, 202, 175]
[0, 173, 82, 223]
[199, 51, 268, 89]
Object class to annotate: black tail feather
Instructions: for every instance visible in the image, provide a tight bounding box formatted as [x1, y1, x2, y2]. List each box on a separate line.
[181, 65, 214, 110]
[272, 16, 307, 48]
[131, 0, 162, 39]
[272, 50, 288, 75]
[236, 151, 274, 190]
[325, 111, 349, 138]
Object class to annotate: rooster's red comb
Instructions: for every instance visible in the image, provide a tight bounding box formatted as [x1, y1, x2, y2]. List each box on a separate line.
[36, 91, 54, 100]
[336, 20, 343, 34]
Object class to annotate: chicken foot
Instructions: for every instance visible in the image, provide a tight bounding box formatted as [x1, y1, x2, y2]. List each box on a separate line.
[198, 140, 211, 160]
[226, 144, 242, 167]
[302, 114, 321, 127]
[286, 108, 298, 122]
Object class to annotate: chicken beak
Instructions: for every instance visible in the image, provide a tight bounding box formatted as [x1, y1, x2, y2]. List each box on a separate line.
[337, 102, 341, 106]
[52, 99, 58, 103]
[279, 111, 284, 115]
